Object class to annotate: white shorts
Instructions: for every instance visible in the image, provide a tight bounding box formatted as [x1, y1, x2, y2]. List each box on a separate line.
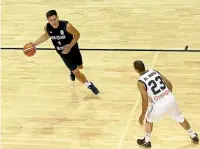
[146, 95, 184, 123]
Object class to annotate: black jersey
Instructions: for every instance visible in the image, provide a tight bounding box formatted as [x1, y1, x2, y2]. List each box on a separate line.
[46, 20, 77, 54]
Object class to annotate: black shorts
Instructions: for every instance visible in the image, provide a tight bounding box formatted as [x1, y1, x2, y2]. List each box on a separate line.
[59, 44, 83, 71]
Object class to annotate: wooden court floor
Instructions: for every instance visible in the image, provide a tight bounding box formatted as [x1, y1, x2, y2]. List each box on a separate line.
[2, 0, 200, 49]
[1, 0, 200, 149]
[1, 50, 200, 149]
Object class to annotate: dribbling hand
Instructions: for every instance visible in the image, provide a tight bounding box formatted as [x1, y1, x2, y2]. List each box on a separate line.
[29, 42, 36, 48]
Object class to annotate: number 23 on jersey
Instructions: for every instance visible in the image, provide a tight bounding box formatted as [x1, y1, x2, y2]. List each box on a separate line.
[148, 76, 166, 95]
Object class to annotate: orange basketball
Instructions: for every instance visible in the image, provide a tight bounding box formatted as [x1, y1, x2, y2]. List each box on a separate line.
[23, 43, 36, 57]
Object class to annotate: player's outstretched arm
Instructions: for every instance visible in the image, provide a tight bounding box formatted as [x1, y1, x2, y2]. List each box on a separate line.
[32, 26, 50, 46]
[66, 23, 80, 49]
[160, 73, 173, 92]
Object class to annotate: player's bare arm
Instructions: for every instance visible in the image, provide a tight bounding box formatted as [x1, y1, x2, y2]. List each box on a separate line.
[61, 23, 80, 54]
[66, 23, 80, 49]
[160, 73, 173, 92]
[137, 81, 148, 125]
[32, 26, 50, 46]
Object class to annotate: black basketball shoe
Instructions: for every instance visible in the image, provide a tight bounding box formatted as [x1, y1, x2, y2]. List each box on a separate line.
[191, 133, 199, 144]
[88, 82, 99, 95]
[137, 138, 151, 148]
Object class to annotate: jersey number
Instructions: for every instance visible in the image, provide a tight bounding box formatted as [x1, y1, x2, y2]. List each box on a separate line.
[56, 41, 62, 50]
[148, 76, 166, 95]
[58, 41, 61, 45]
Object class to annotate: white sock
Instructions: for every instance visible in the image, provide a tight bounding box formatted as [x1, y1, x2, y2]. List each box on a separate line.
[145, 133, 151, 142]
[85, 81, 91, 87]
[187, 128, 196, 138]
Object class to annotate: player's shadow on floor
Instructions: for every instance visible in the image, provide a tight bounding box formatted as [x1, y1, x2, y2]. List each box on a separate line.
[69, 81, 101, 100]
[177, 142, 199, 149]
[83, 93, 101, 100]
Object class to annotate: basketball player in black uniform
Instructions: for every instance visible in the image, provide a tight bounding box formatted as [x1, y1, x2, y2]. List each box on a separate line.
[31, 10, 99, 95]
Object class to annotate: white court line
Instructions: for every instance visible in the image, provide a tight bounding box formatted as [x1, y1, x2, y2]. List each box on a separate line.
[116, 52, 159, 149]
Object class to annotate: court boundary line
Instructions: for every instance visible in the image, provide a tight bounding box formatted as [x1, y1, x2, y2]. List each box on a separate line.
[1, 47, 200, 52]
[116, 52, 159, 149]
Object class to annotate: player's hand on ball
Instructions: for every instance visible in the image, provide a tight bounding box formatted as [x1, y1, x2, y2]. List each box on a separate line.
[62, 44, 71, 54]
[29, 42, 36, 48]
[139, 114, 145, 125]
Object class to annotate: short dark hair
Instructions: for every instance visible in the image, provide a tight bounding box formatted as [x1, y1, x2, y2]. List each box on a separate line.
[133, 60, 145, 72]
[46, 10, 57, 18]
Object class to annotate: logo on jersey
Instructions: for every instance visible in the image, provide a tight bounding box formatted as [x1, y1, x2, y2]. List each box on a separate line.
[60, 30, 64, 35]
[154, 89, 170, 101]
[56, 46, 64, 51]
[51, 35, 66, 40]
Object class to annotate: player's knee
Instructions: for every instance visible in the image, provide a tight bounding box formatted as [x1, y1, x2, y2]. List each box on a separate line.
[78, 65, 83, 69]
[72, 68, 81, 77]
[179, 116, 185, 123]
[146, 118, 153, 123]
[175, 115, 185, 123]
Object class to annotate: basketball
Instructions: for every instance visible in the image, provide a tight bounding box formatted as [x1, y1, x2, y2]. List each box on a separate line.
[23, 43, 36, 57]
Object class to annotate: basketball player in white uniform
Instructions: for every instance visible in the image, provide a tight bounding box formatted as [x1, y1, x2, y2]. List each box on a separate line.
[133, 60, 199, 147]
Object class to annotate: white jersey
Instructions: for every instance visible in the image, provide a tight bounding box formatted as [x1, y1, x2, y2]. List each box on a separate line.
[138, 69, 171, 103]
